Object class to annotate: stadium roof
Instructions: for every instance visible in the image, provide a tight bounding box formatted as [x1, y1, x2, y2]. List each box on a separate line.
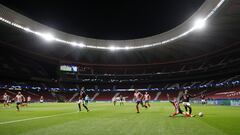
[0, 0, 224, 50]
[0, 0, 240, 64]
[0, 0, 205, 40]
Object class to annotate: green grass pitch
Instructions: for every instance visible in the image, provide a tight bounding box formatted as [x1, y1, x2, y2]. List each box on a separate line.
[0, 102, 239, 135]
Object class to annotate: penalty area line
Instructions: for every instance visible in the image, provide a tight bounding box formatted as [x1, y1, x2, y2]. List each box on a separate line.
[0, 111, 77, 125]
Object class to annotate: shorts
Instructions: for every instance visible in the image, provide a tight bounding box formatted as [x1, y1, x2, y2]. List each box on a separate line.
[16, 102, 22, 105]
[183, 102, 191, 106]
[201, 99, 206, 103]
[78, 100, 83, 104]
[136, 100, 142, 104]
[40, 100, 44, 103]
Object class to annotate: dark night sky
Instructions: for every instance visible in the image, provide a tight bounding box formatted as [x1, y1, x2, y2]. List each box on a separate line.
[0, 0, 204, 40]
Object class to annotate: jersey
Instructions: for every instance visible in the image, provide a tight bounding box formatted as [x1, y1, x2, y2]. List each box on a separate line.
[134, 92, 142, 101]
[3, 95, 10, 101]
[40, 97, 44, 103]
[144, 94, 150, 101]
[80, 91, 87, 100]
[27, 97, 31, 102]
[182, 93, 192, 102]
[16, 94, 24, 103]
[85, 96, 89, 101]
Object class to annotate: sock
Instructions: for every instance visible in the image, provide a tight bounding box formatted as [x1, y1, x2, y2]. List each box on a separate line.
[184, 106, 188, 112]
[78, 103, 81, 111]
[83, 104, 89, 111]
[189, 107, 192, 114]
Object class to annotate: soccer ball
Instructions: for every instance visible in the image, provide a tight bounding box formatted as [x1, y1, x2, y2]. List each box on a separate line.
[198, 112, 204, 117]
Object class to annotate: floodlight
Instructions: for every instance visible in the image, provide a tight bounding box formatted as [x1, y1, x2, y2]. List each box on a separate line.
[124, 46, 130, 50]
[40, 33, 55, 41]
[109, 46, 116, 51]
[78, 43, 86, 48]
[70, 42, 77, 46]
[24, 27, 31, 32]
[193, 18, 206, 30]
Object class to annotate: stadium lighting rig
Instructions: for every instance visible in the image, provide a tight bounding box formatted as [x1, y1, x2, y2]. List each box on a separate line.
[39, 33, 55, 42]
[193, 18, 206, 30]
[109, 46, 116, 51]
[0, 0, 225, 51]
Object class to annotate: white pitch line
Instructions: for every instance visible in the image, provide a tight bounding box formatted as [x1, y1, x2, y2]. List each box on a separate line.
[0, 111, 77, 125]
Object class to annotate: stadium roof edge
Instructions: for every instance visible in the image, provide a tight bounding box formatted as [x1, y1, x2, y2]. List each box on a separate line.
[0, 0, 226, 50]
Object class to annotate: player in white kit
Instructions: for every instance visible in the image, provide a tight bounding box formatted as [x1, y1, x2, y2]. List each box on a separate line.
[40, 96, 44, 103]
[3, 93, 10, 108]
[119, 95, 124, 106]
[27, 96, 31, 104]
[134, 90, 147, 113]
[15, 92, 25, 111]
[144, 92, 151, 108]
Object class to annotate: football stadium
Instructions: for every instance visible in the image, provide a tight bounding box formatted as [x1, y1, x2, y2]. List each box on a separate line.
[0, 0, 240, 135]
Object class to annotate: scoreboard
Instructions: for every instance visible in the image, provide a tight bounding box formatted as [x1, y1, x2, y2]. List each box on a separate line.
[60, 65, 78, 72]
